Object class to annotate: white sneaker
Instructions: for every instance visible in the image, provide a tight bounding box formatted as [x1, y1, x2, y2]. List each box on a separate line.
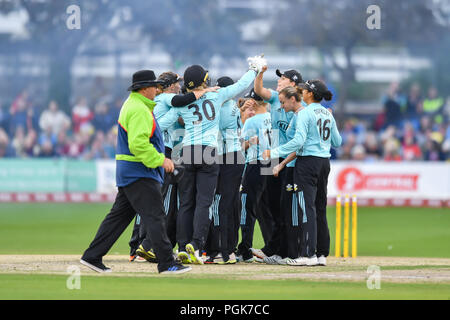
[287, 255, 319, 266]
[250, 248, 267, 259]
[277, 257, 291, 265]
[305, 255, 319, 266]
[318, 255, 327, 266]
[237, 255, 254, 263]
[287, 257, 307, 266]
[263, 255, 282, 265]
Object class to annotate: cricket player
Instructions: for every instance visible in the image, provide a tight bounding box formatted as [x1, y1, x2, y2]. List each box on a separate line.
[251, 66, 304, 262]
[205, 76, 246, 264]
[158, 55, 267, 264]
[263, 79, 342, 266]
[237, 89, 274, 263]
[264, 86, 306, 264]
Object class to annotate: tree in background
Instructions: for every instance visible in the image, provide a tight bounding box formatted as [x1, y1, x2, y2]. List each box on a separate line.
[18, 0, 119, 111]
[137, 0, 244, 67]
[4, 0, 246, 110]
[271, 0, 443, 118]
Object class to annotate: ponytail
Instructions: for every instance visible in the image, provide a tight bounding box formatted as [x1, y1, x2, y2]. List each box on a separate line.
[323, 90, 333, 101]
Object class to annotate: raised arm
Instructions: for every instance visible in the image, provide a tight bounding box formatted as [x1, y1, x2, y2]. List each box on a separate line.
[217, 55, 267, 103]
[254, 66, 272, 101]
[218, 70, 257, 102]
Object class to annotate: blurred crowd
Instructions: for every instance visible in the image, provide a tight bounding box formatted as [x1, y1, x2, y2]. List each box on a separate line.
[0, 90, 120, 160]
[0, 82, 449, 161]
[336, 82, 449, 162]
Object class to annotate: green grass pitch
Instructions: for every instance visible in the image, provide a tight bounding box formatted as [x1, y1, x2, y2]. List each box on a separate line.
[0, 203, 449, 300]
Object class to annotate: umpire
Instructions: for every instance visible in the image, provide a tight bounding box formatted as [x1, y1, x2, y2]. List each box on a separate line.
[80, 70, 191, 274]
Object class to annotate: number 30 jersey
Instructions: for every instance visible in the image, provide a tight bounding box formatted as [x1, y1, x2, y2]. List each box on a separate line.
[270, 103, 342, 159]
[158, 70, 256, 149]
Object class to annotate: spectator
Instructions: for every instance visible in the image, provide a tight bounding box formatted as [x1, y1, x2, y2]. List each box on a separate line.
[382, 82, 406, 129]
[66, 132, 86, 158]
[0, 102, 9, 129]
[38, 140, 55, 158]
[0, 127, 14, 158]
[8, 93, 29, 136]
[442, 124, 450, 159]
[383, 138, 402, 161]
[422, 87, 445, 125]
[109, 97, 123, 121]
[23, 129, 38, 157]
[351, 144, 366, 161]
[11, 126, 27, 157]
[9, 90, 30, 115]
[39, 100, 71, 136]
[402, 135, 422, 161]
[26, 102, 40, 133]
[84, 131, 109, 160]
[363, 131, 382, 161]
[423, 135, 445, 161]
[72, 97, 94, 133]
[405, 83, 422, 127]
[92, 102, 115, 134]
[380, 125, 397, 144]
[340, 119, 357, 145]
[337, 133, 356, 160]
[103, 126, 117, 158]
[38, 126, 57, 149]
[54, 130, 70, 157]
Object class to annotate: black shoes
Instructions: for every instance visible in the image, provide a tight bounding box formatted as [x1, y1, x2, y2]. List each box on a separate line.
[159, 263, 192, 275]
[80, 258, 112, 273]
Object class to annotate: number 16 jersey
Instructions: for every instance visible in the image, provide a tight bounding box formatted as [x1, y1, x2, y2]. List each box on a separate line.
[271, 102, 342, 159]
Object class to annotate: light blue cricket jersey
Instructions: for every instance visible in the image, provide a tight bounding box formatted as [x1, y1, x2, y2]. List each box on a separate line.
[242, 112, 272, 163]
[218, 99, 242, 155]
[271, 103, 342, 159]
[285, 111, 299, 168]
[158, 70, 256, 149]
[266, 89, 293, 150]
[154, 93, 176, 149]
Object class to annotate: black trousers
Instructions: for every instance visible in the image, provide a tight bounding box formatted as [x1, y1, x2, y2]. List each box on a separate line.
[177, 145, 220, 252]
[205, 151, 245, 260]
[128, 147, 178, 252]
[261, 158, 284, 257]
[129, 214, 146, 256]
[280, 166, 302, 258]
[294, 156, 331, 258]
[82, 178, 175, 272]
[238, 162, 274, 259]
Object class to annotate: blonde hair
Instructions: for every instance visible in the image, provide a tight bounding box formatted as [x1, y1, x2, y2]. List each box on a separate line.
[279, 86, 302, 102]
[186, 82, 208, 92]
[238, 98, 249, 109]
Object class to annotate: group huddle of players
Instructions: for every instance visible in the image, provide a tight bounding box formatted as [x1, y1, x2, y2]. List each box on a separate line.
[128, 55, 341, 267]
